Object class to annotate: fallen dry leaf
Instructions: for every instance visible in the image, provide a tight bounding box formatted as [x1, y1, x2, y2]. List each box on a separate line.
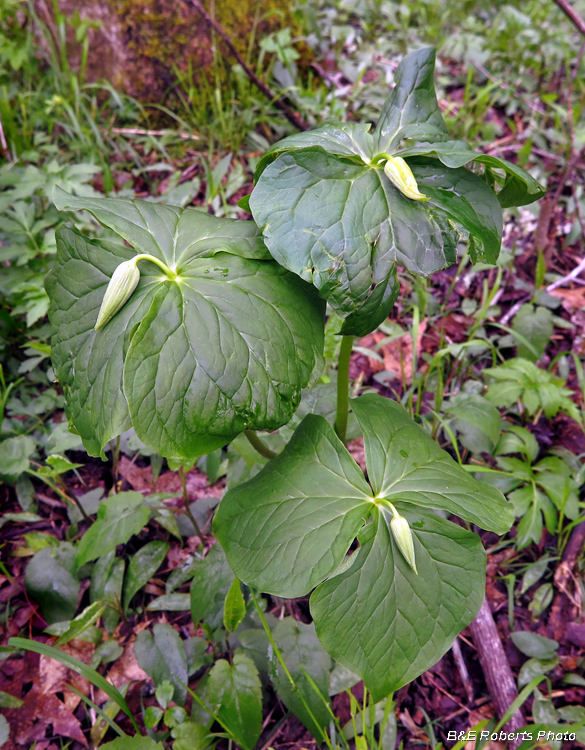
[549, 286, 585, 311]
[3, 683, 87, 748]
[94, 640, 148, 704]
[39, 639, 94, 712]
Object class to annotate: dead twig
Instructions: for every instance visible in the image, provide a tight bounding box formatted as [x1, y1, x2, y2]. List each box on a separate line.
[0, 113, 8, 157]
[451, 637, 475, 704]
[183, 0, 309, 132]
[110, 127, 200, 141]
[552, 0, 585, 36]
[469, 598, 525, 749]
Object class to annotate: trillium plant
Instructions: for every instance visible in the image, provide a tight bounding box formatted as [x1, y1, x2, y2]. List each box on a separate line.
[46, 49, 543, 702]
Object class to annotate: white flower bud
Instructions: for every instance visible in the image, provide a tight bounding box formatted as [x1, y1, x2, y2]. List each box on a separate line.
[390, 513, 418, 574]
[384, 156, 429, 202]
[94, 259, 140, 331]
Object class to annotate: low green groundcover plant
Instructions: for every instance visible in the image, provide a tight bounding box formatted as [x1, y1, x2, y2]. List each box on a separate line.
[45, 48, 542, 703]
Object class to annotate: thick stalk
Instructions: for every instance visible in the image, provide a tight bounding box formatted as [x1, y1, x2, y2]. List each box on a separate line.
[244, 430, 277, 460]
[134, 254, 177, 279]
[335, 335, 354, 443]
[178, 466, 204, 539]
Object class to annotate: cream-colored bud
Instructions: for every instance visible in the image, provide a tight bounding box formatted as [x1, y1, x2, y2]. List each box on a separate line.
[94, 259, 140, 331]
[384, 156, 429, 202]
[390, 513, 418, 574]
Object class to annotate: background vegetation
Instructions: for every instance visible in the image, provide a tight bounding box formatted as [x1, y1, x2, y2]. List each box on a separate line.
[1, 0, 585, 748]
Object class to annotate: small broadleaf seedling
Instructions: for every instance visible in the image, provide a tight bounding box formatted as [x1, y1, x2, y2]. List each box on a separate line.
[45, 47, 542, 702]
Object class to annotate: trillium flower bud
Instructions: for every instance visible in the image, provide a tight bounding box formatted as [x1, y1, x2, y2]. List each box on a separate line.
[94, 259, 140, 331]
[383, 156, 430, 202]
[390, 512, 418, 574]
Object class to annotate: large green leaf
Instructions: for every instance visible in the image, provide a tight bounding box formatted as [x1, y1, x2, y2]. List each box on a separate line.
[77, 492, 150, 566]
[410, 163, 503, 264]
[351, 395, 513, 534]
[270, 619, 332, 739]
[123, 541, 169, 612]
[214, 415, 372, 598]
[90, 551, 125, 634]
[190, 542, 235, 629]
[249, 48, 542, 335]
[204, 653, 262, 750]
[0, 436, 35, 484]
[311, 506, 485, 701]
[398, 141, 546, 208]
[215, 394, 513, 698]
[255, 122, 374, 178]
[24, 543, 79, 624]
[134, 623, 189, 706]
[47, 192, 325, 459]
[250, 149, 455, 335]
[372, 47, 449, 152]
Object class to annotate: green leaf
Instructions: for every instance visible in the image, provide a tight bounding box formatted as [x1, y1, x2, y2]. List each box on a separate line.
[55, 600, 107, 646]
[255, 122, 374, 178]
[155, 680, 175, 709]
[518, 657, 559, 687]
[250, 148, 454, 336]
[23, 531, 60, 552]
[204, 653, 262, 750]
[90, 552, 125, 634]
[147, 593, 191, 611]
[511, 631, 559, 660]
[47, 195, 325, 460]
[144, 705, 164, 729]
[171, 721, 215, 750]
[184, 636, 213, 675]
[445, 392, 502, 454]
[134, 623, 189, 706]
[311, 506, 485, 701]
[190, 543, 235, 629]
[270, 619, 331, 739]
[123, 540, 169, 612]
[223, 577, 246, 634]
[216, 393, 512, 698]
[373, 47, 449, 152]
[77, 491, 150, 566]
[397, 142, 545, 208]
[24, 543, 79, 624]
[512, 304, 554, 361]
[351, 394, 513, 534]
[0, 690, 24, 708]
[214, 415, 373, 598]
[164, 705, 188, 728]
[0, 435, 35, 483]
[410, 162, 503, 264]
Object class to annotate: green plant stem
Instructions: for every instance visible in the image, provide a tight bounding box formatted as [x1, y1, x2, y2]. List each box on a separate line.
[250, 589, 333, 749]
[178, 466, 204, 539]
[335, 335, 354, 443]
[244, 430, 277, 460]
[27, 469, 92, 524]
[133, 253, 177, 279]
[111, 435, 120, 494]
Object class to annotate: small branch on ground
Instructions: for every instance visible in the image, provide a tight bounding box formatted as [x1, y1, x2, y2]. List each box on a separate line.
[184, 0, 309, 132]
[552, 0, 585, 36]
[469, 598, 525, 749]
[451, 637, 475, 704]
